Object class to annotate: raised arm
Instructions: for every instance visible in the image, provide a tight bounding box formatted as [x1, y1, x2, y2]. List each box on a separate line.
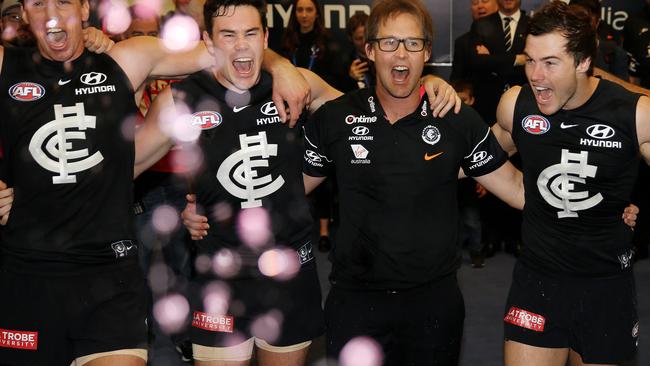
[264, 49, 311, 126]
[107, 36, 214, 91]
[298, 68, 343, 113]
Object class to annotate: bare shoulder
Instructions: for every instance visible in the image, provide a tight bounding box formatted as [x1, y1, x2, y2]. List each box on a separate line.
[496, 85, 522, 131]
[636, 95, 650, 144]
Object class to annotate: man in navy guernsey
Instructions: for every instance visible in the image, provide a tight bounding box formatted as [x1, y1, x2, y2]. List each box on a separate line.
[0, 0, 318, 364]
[301, 0, 526, 364]
[491, 2, 650, 365]
[133, 0, 461, 364]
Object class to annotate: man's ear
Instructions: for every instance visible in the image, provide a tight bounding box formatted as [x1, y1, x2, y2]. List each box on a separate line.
[576, 56, 592, 74]
[366, 43, 375, 62]
[81, 0, 90, 22]
[202, 30, 216, 56]
[264, 28, 268, 49]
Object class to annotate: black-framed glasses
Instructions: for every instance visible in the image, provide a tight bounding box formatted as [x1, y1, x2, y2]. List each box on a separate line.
[368, 37, 428, 52]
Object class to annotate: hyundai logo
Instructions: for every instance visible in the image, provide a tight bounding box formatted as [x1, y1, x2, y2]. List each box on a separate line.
[471, 151, 488, 163]
[260, 101, 278, 116]
[586, 124, 615, 139]
[305, 150, 321, 162]
[80, 72, 107, 86]
[352, 126, 370, 136]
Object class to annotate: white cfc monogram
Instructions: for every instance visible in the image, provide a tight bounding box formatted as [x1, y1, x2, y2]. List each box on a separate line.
[29, 103, 104, 184]
[217, 131, 285, 208]
[537, 149, 603, 218]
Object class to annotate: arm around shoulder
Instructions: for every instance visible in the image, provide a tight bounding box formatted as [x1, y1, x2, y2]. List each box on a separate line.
[474, 161, 524, 210]
[108, 37, 212, 92]
[298, 68, 343, 113]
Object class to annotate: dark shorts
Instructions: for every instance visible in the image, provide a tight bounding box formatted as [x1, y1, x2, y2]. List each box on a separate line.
[189, 261, 324, 348]
[325, 274, 465, 366]
[504, 262, 639, 364]
[0, 261, 148, 366]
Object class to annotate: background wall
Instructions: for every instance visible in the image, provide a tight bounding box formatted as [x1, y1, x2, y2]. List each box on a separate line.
[264, 0, 645, 75]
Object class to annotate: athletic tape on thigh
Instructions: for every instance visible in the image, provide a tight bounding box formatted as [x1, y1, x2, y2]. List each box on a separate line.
[192, 338, 255, 362]
[72, 348, 147, 366]
[255, 339, 312, 353]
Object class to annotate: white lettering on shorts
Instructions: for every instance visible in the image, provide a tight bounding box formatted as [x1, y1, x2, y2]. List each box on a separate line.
[0, 329, 38, 350]
[192, 311, 234, 333]
[504, 307, 546, 332]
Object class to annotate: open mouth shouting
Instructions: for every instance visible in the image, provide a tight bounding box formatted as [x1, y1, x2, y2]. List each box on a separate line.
[45, 25, 67, 49]
[232, 57, 253, 75]
[533, 85, 553, 105]
[392, 65, 409, 83]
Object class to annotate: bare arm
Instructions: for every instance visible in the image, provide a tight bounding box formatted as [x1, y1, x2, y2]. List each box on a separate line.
[493, 85, 521, 155]
[134, 86, 176, 178]
[107, 36, 214, 91]
[304, 174, 326, 195]
[298, 68, 343, 113]
[264, 49, 311, 126]
[594, 67, 650, 97]
[636, 95, 650, 165]
[0, 180, 13, 225]
[474, 161, 525, 210]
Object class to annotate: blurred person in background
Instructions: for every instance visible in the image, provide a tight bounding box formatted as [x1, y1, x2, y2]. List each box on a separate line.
[122, 5, 194, 364]
[280, 0, 342, 253]
[343, 11, 373, 91]
[450, 0, 498, 83]
[0, 0, 35, 47]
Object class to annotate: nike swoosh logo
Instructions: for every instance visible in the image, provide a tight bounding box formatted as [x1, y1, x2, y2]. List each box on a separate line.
[560, 122, 579, 129]
[58, 79, 71, 86]
[424, 152, 444, 161]
[233, 105, 250, 113]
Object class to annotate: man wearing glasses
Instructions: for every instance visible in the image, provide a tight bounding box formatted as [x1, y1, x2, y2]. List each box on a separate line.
[0, 0, 34, 47]
[302, 0, 525, 364]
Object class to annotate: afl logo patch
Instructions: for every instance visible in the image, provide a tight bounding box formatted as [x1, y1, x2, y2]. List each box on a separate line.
[422, 125, 441, 145]
[522, 115, 550, 135]
[191, 111, 222, 130]
[9, 82, 45, 101]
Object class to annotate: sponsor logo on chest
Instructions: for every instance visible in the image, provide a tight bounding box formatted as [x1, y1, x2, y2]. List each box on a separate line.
[74, 72, 116, 95]
[9, 82, 45, 101]
[348, 125, 373, 141]
[579, 123, 622, 149]
[350, 144, 370, 164]
[345, 114, 377, 124]
[256, 101, 282, 125]
[192, 111, 222, 130]
[522, 115, 551, 135]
